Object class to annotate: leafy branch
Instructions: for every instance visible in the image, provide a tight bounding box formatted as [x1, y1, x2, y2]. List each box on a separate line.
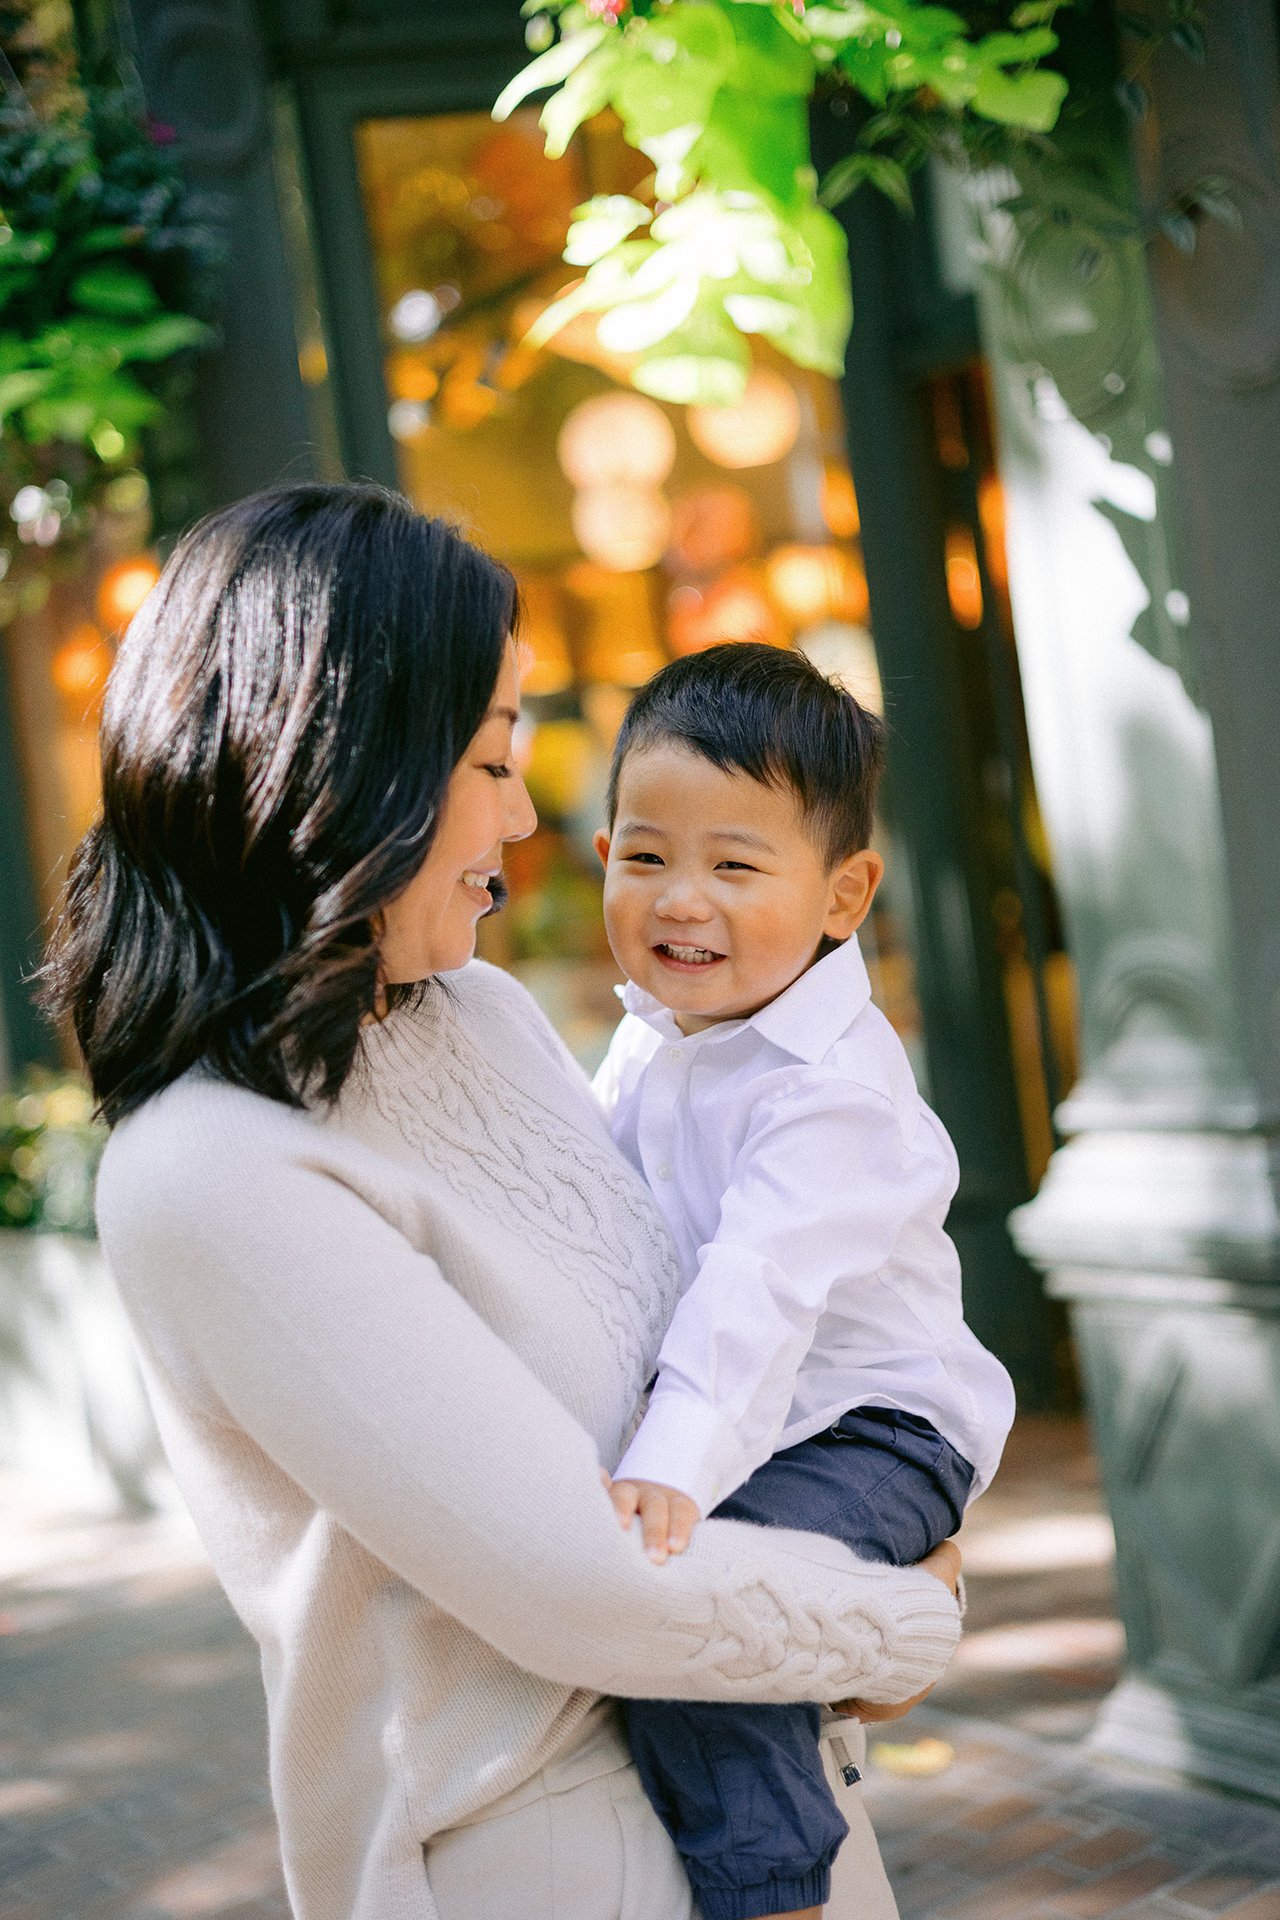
[0, 6, 222, 615]
[495, 0, 1071, 402]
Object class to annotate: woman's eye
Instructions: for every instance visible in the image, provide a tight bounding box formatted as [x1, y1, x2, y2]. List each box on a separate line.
[484, 763, 514, 780]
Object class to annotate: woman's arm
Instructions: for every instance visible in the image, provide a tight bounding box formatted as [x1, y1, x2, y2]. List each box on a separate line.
[98, 1104, 959, 1709]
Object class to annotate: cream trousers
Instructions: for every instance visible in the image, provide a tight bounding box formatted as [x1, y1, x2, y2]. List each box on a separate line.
[424, 1704, 899, 1920]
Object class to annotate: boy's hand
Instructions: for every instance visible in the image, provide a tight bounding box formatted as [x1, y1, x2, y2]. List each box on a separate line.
[607, 1475, 701, 1563]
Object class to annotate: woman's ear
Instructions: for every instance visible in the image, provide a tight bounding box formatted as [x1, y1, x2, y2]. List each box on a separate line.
[824, 849, 885, 941]
[592, 827, 612, 871]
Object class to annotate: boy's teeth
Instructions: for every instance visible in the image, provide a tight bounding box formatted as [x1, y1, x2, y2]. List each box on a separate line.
[662, 943, 718, 963]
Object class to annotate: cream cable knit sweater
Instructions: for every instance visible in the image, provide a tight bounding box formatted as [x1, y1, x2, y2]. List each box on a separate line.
[95, 961, 960, 1920]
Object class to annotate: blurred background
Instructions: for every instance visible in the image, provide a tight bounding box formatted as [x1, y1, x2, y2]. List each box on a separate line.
[3, 6, 1280, 1912]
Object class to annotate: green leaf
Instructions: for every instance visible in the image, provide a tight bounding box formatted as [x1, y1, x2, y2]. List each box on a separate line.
[564, 194, 651, 265]
[689, 90, 811, 208]
[819, 150, 914, 214]
[0, 229, 55, 265]
[1191, 181, 1243, 230]
[0, 370, 56, 421]
[542, 42, 625, 155]
[802, 8, 879, 43]
[70, 265, 162, 317]
[1170, 21, 1207, 60]
[723, 4, 814, 96]
[1158, 207, 1197, 253]
[597, 274, 699, 350]
[23, 396, 102, 443]
[1114, 77, 1149, 120]
[493, 24, 608, 121]
[971, 65, 1067, 131]
[614, 56, 715, 143]
[632, 347, 747, 405]
[722, 291, 798, 334]
[972, 28, 1059, 66]
[834, 37, 894, 106]
[75, 224, 145, 256]
[112, 313, 215, 361]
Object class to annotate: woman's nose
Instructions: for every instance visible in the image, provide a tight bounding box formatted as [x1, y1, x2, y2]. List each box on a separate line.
[503, 769, 537, 843]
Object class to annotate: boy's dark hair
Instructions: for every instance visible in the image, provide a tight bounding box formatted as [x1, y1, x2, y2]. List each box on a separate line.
[606, 642, 885, 866]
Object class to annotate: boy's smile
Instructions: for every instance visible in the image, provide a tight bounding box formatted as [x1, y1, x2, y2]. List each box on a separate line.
[594, 743, 882, 1034]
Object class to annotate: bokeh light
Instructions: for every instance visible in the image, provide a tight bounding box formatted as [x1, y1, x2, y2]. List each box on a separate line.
[557, 392, 677, 490]
[687, 370, 801, 469]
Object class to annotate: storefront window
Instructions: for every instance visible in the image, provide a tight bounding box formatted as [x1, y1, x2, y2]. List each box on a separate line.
[3, 481, 158, 941]
[353, 109, 927, 1073]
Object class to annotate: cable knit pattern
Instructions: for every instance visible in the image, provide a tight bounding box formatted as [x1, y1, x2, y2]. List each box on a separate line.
[95, 960, 960, 1920]
[357, 980, 680, 1398]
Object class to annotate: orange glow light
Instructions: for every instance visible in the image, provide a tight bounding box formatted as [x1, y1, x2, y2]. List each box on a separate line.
[977, 473, 1008, 594]
[765, 545, 869, 628]
[688, 370, 801, 470]
[52, 623, 112, 703]
[820, 462, 860, 540]
[945, 527, 984, 629]
[668, 570, 787, 654]
[386, 351, 440, 404]
[97, 556, 160, 631]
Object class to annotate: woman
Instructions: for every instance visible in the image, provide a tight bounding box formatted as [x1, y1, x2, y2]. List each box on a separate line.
[45, 484, 960, 1920]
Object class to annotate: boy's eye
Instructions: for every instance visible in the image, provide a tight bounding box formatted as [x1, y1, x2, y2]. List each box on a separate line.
[622, 851, 663, 865]
[716, 861, 755, 872]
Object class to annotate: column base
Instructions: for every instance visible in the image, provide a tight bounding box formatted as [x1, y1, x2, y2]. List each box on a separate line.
[1091, 1670, 1280, 1805]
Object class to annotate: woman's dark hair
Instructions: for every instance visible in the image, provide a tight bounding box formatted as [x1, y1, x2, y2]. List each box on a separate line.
[606, 642, 885, 864]
[41, 481, 515, 1126]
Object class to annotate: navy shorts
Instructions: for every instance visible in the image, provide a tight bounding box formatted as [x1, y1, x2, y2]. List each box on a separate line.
[623, 1407, 974, 1920]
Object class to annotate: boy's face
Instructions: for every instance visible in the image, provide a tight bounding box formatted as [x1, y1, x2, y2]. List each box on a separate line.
[594, 743, 883, 1034]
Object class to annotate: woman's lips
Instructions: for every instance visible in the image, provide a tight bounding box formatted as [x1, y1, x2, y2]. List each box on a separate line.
[461, 870, 495, 909]
[652, 941, 726, 973]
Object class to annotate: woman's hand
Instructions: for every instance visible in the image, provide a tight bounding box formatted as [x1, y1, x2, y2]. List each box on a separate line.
[917, 1537, 961, 1596]
[830, 1538, 961, 1721]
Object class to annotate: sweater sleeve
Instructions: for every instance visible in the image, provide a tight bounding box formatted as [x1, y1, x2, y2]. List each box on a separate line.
[97, 1101, 959, 1709]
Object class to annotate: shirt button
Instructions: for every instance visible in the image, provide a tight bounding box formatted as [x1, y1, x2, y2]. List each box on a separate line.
[656, 1163, 673, 1181]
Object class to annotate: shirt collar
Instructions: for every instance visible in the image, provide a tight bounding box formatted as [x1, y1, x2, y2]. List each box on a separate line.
[618, 936, 873, 1064]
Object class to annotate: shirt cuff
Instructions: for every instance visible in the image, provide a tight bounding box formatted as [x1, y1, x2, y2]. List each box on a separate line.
[614, 1384, 751, 1518]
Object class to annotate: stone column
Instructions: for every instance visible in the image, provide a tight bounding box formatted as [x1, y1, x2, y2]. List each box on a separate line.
[963, 6, 1280, 1796]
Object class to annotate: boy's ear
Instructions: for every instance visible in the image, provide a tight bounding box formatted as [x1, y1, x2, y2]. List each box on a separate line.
[825, 849, 885, 941]
[592, 827, 612, 871]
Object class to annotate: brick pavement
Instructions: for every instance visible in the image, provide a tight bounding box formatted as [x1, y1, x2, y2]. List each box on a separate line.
[4, 1420, 1280, 1920]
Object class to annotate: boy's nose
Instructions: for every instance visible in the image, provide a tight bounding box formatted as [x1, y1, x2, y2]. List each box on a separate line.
[655, 879, 712, 921]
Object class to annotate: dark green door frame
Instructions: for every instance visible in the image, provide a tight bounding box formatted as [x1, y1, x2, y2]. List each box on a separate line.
[813, 97, 1059, 1399]
[264, 6, 531, 491]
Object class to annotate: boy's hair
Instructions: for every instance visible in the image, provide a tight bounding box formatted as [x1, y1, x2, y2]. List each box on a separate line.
[606, 642, 885, 866]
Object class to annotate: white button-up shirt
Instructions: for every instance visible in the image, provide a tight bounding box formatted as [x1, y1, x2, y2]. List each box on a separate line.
[594, 937, 1015, 1518]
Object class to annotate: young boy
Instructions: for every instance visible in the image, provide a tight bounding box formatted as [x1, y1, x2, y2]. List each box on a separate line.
[592, 642, 1015, 1920]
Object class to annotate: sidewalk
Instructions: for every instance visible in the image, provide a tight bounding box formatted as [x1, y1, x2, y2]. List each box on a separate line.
[3, 1417, 1280, 1920]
